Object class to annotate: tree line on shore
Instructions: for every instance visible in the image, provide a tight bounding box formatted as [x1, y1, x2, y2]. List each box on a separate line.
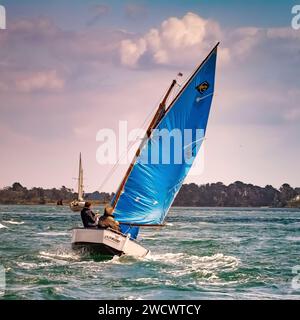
[0, 181, 299, 207]
[0, 182, 113, 205]
[173, 181, 300, 208]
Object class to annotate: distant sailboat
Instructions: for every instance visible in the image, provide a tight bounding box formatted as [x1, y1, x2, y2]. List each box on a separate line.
[70, 153, 86, 212]
[72, 43, 219, 257]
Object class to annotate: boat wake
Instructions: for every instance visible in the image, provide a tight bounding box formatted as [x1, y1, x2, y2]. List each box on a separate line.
[39, 250, 81, 262]
[146, 252, 240, 278]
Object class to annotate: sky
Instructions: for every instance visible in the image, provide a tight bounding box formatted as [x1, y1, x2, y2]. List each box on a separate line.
[0, 0, 299, 192]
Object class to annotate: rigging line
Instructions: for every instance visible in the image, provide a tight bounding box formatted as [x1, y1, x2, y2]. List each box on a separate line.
[183, 137, 206, 150]
[98, 108, 160, 191]
[111, 79, 178, 209]
[97, 72, 195, 193]
[97, 88, 171, 192]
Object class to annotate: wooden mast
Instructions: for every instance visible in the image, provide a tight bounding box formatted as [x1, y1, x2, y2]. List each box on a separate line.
[111, 79, 177, 210]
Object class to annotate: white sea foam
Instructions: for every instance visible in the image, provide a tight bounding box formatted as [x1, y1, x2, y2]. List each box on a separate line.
[37, 231, 69, 236]
[16, 262, 38, 269]
[135, 277, 161, 286]
[110, 255, 122, 264]
[140, 236, 157, 240]
[135, 277, 174, 286]
[39, 250, 80, 262]
[147, 252, 240, 278]
[286, 236, 300, 241]
[0, 223, 8, 229]
[147, 252, 185, 263]
[3, 220, 24, 225]
[16, 261, 56, 270]
[125, 295, 143, 300]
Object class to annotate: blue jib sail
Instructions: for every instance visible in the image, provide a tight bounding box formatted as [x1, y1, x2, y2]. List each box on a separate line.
[112, 44, 218, 239]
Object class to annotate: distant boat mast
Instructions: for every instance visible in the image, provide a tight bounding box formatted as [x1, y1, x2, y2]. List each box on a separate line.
[78, 153, 84, 201]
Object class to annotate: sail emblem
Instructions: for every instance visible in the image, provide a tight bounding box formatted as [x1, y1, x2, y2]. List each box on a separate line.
[196, 81, 209, 93]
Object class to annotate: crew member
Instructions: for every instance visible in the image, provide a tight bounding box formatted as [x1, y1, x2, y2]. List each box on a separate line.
[98, 206, 120, 231]
[80, 201, 98, 228]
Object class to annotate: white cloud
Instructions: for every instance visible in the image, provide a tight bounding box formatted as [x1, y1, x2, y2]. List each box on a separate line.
[267, 27, 300, 39]
[10, 17, 58, 37]
[120, 38, 147, 67]
[120, 12, 225, 67]
[229, 27, 264, 58]
[160, 13, 207, 49]
[119, 12, 300, 69]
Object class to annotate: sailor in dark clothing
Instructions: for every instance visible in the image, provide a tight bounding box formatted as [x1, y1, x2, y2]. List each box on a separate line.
[80, 202, 98, 228]
[98, 205, 120, 232]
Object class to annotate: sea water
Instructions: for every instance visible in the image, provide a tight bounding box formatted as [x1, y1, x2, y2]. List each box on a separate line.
[0, 205, 299, 300]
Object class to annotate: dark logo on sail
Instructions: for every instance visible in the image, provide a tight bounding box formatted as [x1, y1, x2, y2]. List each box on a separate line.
[196, 81, 209, 94]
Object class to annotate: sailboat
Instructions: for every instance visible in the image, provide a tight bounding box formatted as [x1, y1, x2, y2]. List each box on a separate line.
[69, 153, 86, 212]
[72, 43, 219, 257]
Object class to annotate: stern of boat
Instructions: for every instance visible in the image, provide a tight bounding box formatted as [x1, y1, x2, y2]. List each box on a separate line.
[71, 228, 149, 258]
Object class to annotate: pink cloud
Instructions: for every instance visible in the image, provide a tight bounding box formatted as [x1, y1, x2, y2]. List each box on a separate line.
[15, 70, 65, 93]
[267, 27, 300, 39]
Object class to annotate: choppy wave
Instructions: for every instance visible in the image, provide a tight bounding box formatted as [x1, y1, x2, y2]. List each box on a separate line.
[147, 252, 239, 278]
[3, 220, 24, 225]
[286, 236, 300, 241]
[39, 250, 80, 262]
[16, 261, 53, 270]
[124, 295, 143, 300]
[37, 231, 69, 237]
[2, 205, 300, 300]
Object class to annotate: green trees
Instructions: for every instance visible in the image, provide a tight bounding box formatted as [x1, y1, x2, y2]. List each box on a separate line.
[173, 181, 299, 207]
[0, 181, 299, 207]
[0, 183, 74, 204]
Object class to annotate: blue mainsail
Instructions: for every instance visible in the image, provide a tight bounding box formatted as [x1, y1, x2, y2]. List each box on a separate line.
[112, 44, 218, 238]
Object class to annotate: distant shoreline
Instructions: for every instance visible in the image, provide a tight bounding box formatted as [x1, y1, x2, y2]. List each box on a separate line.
[1, 203, 300, 210]
[1, 181, 299, 208]
[0, 200, 108, 206]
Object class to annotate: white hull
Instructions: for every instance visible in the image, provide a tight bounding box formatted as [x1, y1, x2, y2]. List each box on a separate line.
[69, 200, 85, 212]
[71, 228, 149, 258]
